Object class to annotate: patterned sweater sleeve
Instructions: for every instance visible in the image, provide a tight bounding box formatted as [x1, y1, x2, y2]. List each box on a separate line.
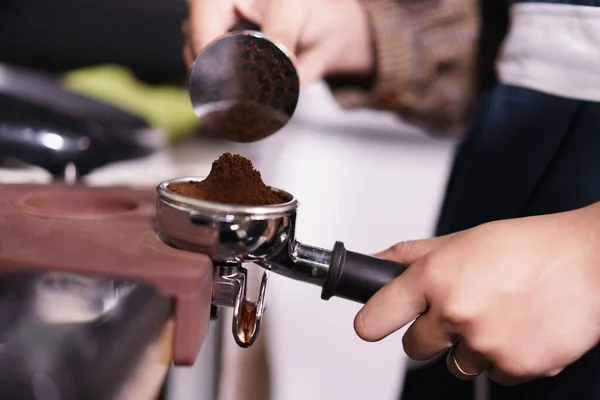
[327, 0, 480, 136]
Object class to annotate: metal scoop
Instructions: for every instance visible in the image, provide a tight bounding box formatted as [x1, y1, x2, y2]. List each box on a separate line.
[156, 177, 407, 347]
[188, 21, 300, 143]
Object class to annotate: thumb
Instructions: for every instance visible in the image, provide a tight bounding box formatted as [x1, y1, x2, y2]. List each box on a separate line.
[261, 0, 304, 54]
[187, 0, 237, 56]
[374, 233, 457, 265]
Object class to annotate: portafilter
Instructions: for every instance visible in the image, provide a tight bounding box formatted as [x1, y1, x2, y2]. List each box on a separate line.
[157, 178, 407, 347]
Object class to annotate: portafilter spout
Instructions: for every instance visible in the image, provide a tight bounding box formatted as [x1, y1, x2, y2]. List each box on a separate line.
[188, 20, 300, 143]
[156, 178, 407, 346]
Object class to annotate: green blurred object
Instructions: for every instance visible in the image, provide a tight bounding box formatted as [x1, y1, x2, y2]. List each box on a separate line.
[63, 64, 199, 143]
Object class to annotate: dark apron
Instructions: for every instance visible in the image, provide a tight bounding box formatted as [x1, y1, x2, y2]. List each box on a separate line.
[401, 0, 600, 399]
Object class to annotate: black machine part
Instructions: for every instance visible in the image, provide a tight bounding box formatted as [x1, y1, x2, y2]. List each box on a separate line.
[321, 241, 408, 304]
[0, 63, 165, 178]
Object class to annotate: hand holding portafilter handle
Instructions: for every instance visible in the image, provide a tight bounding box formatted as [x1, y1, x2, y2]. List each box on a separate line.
[321, 242, 408, 304]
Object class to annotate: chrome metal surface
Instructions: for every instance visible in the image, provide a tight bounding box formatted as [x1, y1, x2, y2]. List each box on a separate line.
[211, 264, 243, 308]
[35, 272, 136, 323]
[157, 177, 334, 347]
[157, 176, 330, 286]
[157, 177, 298, 263]
[257, 242, 331, 287]
[211, 264, 268, 347]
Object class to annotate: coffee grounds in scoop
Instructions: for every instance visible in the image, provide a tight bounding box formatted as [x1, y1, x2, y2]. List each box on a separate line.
[167, 153, 284, 205]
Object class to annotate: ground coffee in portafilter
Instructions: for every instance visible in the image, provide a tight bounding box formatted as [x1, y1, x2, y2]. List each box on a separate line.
[167, 153, 284, 205]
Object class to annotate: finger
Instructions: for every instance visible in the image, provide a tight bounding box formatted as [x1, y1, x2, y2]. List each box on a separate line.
[182, 20, 194, 69]
[402, 312, 454, 361]
[374, 233, 457, 264]
[188, 0, 235, 53]
[183, 41, 195, 71]
[181, 18, 190, 38]
[354, 265, 426, 342]
[295, 53, 326, 86]
[234, 0, 266, 25]
[446, 340, 489, 381]
[261, 0, 304, 54]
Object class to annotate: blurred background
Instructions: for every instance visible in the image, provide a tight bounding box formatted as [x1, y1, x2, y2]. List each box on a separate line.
[0, 0, 458, 399]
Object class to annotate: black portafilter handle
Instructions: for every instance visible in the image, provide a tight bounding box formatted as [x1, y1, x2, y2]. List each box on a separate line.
[321, 242, 408, 304]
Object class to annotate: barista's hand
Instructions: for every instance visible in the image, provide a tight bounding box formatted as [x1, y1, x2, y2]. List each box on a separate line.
[183, 0, 375, 85]
[354, 204, 600, 385]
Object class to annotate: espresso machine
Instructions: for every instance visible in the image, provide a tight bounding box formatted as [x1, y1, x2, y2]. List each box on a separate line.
[0, 63, 209, 400]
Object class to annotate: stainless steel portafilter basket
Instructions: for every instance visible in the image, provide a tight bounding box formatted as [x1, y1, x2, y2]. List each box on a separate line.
[156, 177, 407, 347]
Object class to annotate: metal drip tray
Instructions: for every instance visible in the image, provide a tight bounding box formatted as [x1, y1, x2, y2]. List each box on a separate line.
[0, 272, 171, 400]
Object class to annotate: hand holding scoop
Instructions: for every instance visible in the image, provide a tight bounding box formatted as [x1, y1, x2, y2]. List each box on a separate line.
[188, 20, 300, 143]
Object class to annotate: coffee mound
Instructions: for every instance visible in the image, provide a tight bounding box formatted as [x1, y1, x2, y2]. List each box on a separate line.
[167, 153, 285, 206]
